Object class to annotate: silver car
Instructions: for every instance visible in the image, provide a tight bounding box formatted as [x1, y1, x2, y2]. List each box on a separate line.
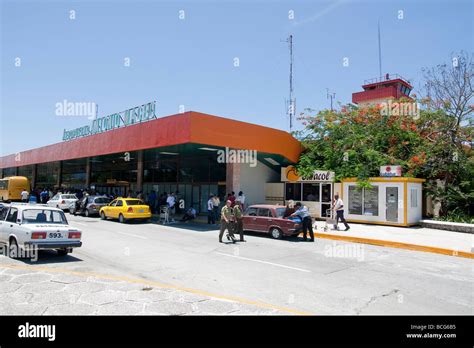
[0, 203, 82, 258]
[47, 194, 78, 211]
[70, 195, 112, 217]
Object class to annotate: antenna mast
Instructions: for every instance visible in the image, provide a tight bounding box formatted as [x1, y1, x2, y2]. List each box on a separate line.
[378, 21, 382, 79]
[327, 88, 336, 111]
[286, 34, 295, 131]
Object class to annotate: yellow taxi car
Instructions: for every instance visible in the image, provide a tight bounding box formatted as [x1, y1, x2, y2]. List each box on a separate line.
[99, 198, 151, 223]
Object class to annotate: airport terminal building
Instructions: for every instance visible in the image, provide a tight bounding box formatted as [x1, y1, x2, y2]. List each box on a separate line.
[0, 109, 301, 213]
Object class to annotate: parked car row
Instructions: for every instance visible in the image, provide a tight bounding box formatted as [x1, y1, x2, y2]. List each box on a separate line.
[46, 194, 151, 223]
[40, 192, 300, 238]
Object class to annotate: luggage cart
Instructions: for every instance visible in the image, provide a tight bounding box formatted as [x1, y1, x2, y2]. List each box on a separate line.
[324, 209, 337, 232]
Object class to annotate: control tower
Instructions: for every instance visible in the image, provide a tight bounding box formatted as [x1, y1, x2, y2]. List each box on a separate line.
[352, 73, 413, 106]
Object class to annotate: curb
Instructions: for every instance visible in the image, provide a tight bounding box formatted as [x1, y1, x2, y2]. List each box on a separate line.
[309, 232, 474, 259]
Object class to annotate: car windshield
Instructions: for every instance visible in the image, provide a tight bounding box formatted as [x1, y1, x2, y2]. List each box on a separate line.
[126, 200, 144, 205]
[62, 195, 77, 199]
[275, 208, 286, 218]
[94, 197, 110, 204]
[22, 209, 68, 224]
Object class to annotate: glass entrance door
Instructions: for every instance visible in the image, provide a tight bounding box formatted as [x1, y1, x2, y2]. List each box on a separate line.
[321, 183, 333, 217]
[192, 185, 200, 213]
[386, 187, 399, 222]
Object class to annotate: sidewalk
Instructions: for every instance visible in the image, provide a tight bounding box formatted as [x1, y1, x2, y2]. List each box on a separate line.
[0, 264, 295, 315]
[152, 214, 474, 258]
[312, 221, 473, 259]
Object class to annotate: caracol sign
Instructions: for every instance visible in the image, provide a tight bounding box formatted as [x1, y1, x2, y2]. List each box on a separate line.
[281, 166, 335, 182]
[62, 101, 157, 141]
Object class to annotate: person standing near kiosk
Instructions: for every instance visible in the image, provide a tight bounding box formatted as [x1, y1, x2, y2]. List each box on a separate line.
[333, 194, 350, 231]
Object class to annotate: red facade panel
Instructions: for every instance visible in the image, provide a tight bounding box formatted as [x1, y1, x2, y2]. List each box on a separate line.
[352, 86, 407, 104]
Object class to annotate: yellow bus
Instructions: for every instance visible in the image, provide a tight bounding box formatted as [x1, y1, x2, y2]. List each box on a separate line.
[0, 176, 31, 202]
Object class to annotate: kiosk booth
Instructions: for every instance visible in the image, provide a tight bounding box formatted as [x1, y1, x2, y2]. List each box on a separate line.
[341, 177, 425, 227]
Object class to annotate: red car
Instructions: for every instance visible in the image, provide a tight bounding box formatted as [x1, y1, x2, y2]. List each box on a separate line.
[242, 204, 302, 239]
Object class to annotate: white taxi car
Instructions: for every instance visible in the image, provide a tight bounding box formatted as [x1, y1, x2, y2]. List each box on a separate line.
[0, 203, 82, 257]
[47, 193, 78, 211]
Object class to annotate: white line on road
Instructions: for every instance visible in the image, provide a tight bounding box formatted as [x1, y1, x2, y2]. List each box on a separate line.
[72, 222, 87, 226]
[114, 231, 148, 240]
[215, 252, 311, 273]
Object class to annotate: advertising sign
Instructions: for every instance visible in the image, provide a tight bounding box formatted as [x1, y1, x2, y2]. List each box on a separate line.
[281, 166, 335, 182]
[380, 165, 402, 177]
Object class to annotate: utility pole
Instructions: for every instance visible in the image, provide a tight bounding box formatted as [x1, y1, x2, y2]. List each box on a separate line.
[285, 34, 295, 131]
[327, 88, 336, 111]
[378, 21, 382, 80]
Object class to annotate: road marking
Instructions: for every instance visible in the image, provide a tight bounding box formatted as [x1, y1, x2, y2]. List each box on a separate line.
[0, 263, 311, 315]
[72, 222, 87, 226]
[215, 252, 311, 273]
[115, 231, 148, 239]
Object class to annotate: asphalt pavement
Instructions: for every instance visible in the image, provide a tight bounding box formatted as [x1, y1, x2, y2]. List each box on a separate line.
[0, 214, 472, 315]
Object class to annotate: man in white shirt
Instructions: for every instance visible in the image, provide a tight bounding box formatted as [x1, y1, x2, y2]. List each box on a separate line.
[166, 193, 176, 222]
[212, 195, 220, 224]
[207, 196, 215, 224]
[333, 194, 350, 231]
[21, 189, 29, 203]
[236, 191, 246, 209]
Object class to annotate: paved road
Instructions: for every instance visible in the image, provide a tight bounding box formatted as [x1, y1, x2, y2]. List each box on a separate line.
[1, 214, 473, 315]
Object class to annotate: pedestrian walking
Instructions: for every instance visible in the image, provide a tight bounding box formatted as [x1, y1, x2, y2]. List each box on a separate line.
[219, 200, 236, 243]
[233, 203, 245, 241]
[291, 202, 314, 242]
[20, 189, 29, 203]
[212, 194, 220, 224]
[207, 195, 215, 224]
[333, 194, 350, 231]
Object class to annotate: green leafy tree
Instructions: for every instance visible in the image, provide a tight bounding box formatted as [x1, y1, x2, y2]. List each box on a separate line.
[294, 52, 473, 220]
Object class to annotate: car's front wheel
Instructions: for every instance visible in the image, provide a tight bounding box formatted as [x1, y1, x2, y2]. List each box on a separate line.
[85, 209, 90, 217]
[100, 211, 106, 220]
[270, 227, 283, 239]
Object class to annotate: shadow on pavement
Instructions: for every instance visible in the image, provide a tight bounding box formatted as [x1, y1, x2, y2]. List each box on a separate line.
[0, 248, 83, 265]
[153, 220, 220, 232]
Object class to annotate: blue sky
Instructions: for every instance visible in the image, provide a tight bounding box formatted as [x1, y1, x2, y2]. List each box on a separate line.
[1, 0, 472, 156]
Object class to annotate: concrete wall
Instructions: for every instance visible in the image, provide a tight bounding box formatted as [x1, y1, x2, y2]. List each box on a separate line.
[265, 183, 285, 205]
[239, 162, 280, 206]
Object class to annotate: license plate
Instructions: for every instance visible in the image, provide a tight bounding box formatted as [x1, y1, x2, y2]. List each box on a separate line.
[48, 232, 63, 239]
[138, 209, 144, 213]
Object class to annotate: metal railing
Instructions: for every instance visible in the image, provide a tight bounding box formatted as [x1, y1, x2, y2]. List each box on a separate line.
[363, 73, 410, 85]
